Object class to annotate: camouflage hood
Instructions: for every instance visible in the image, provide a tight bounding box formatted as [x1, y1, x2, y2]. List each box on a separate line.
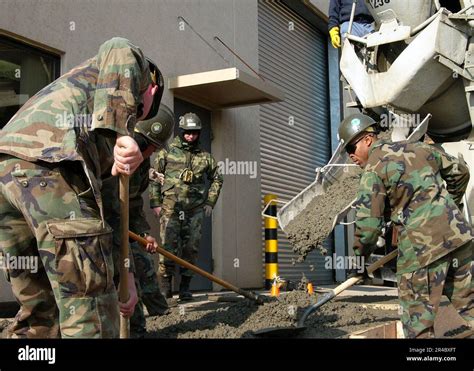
[173, 135, 200, 152]
[0, 37, 151, 223]
[0, 37, 151, 165]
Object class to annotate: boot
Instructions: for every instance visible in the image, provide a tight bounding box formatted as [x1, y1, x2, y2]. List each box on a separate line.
[178, 276, 193, 301]
[160, 275, 173, 299]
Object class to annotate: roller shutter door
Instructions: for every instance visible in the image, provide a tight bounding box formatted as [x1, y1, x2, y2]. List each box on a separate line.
[259, 0, 333, 285]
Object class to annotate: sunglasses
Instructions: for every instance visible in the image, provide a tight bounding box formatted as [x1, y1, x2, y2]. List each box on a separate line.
[345, 135, 366, 155]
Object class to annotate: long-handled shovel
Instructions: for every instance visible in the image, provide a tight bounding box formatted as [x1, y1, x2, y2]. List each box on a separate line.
[129, 231, 264, 304]
[119, 174, 130, 338]
[252, 249, 398, 337]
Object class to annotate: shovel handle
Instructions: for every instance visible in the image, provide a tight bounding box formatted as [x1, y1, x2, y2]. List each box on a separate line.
[332, 249, 398, 296]
[366, 249, 398, 275]
[119, 174, 130, 339]
[298, 249, 398, 327]
[332, 275, 364, 296]
[129, 231, 263, 304]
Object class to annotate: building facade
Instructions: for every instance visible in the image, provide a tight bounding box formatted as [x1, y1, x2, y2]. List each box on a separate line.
[0, 0, 341, 296]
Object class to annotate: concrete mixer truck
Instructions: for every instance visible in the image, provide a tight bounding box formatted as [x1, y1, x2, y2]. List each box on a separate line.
[340, 0, 473, 221]
[269, 0, 472, 285]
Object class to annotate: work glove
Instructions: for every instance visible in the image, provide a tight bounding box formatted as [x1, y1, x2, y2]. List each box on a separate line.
[203, 205, 213, 217]
[346, 259, 370, 282]
[346, 265, 368, 281]
[329, 27, 341, 49]
[347, 248, 372, 280]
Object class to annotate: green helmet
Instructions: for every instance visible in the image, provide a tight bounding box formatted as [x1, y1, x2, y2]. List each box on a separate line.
[179, 113, 202, 130]
[135, 104, 175, 148]
[338, 113, 377, 149]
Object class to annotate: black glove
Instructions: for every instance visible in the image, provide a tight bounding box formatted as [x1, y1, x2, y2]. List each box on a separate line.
[346, 257, 369, 280]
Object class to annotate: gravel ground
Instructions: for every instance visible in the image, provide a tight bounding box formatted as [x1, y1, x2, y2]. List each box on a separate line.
[145, 291, 399, 338]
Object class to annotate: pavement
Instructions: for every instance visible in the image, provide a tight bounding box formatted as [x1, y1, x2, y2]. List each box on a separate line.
[319, 284, 398, 297]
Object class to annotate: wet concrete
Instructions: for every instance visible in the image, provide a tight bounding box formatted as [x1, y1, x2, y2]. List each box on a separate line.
[285, 173, 362, 262]
[145, 291, 398, 338]
[284, 128, 394, 262]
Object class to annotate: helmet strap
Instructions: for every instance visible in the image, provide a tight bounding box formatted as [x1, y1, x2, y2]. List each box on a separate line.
[179, 129, 200, 146]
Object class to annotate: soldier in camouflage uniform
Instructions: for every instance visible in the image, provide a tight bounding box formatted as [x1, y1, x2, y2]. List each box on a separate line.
[150, 113, 223, 301]
[102, 105, 175, 337]
[0, 37, 163, 338]
[339, 113, 474, 338]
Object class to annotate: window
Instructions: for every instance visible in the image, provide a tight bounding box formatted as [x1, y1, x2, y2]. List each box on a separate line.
[0, 35, 60, 128]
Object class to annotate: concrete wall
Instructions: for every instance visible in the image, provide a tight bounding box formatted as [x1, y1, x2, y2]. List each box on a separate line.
[0, 0, 263, 288]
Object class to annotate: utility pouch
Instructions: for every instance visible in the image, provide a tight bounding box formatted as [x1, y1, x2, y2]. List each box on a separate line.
[180, 168, 194, 184]
[180, 151, 194, 184]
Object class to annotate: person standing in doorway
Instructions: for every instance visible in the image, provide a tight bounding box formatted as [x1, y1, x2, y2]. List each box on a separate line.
[150, 113, 223, 301]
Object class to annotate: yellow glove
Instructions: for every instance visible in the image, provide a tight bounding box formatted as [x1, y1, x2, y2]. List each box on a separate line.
[329, 27, 341, 49]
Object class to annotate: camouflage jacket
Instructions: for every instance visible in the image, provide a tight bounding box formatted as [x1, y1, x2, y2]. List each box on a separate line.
[150, 136, 223, 211]
[354, 140, 472, 275]
[0, 37, 151, 221]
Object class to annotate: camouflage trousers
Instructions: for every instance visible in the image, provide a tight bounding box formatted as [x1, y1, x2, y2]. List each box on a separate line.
[158, 206, 204, 278]
[0, 155, 119, 338]
[129, 241, 168, 337]
[397, 241, 474, 338]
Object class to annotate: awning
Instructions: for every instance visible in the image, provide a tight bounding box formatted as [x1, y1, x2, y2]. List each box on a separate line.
[168, 67, 284, 110]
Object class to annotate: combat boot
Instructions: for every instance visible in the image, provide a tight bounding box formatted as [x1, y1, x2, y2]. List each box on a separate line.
[160, 275, 173, 299]
[178, 276, 193, 301]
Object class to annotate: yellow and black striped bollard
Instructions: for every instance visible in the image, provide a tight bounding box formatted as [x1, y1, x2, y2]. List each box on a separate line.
[264, 194, 278, 290]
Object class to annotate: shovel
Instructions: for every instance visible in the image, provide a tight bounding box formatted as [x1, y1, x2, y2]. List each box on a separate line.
[129, 231, 264, 304]
[252, 249, 398, 337]
[119, 174, 130, 339]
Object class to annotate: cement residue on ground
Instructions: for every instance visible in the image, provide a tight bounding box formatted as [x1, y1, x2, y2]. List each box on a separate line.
[285, 172, 362, 262]
[296, 274, 309, 291]
[145, 291, 398, 339]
